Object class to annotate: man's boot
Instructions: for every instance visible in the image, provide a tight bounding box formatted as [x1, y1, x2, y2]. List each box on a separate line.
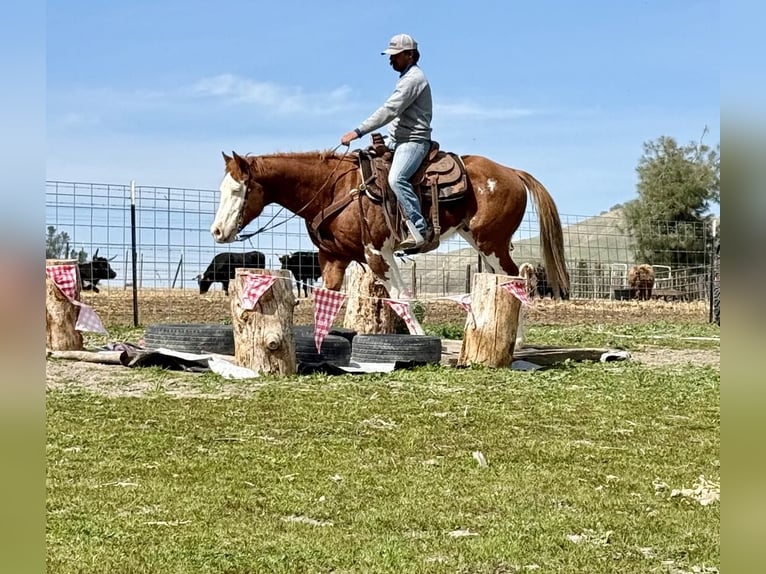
[396, 221, 425, 250]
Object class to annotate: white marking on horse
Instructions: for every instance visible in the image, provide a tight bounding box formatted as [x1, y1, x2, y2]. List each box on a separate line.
[362, 239, 412, 299]
[457, 229, 502, 273]
[211, 172, 245, 242]
[475, 179, 497, 195]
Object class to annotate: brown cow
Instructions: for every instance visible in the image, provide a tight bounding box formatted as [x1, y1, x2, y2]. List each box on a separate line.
[628, 264, 655, 300]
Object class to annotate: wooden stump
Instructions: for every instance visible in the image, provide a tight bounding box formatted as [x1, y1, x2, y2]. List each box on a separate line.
[343, 263, 398, 334]
[458, 273, 522, 368]
[230, 268, 297, 375]
[46, 259, 83, 351]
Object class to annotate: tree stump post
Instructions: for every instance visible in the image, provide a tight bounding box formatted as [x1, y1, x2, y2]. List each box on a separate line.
[342, 263, 398, 334]
[458, 272, 522, 368]
[229, 268, 297, 375]
[46, 259, 84, 351]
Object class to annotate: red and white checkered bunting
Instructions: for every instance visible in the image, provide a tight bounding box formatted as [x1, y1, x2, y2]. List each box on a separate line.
[312, 288, 347, 353]
[74, 305, 107, 334]
[239, 274, 278, 310]
[46, 264, 78, 299]
[501, 279, 531, 305]
[45, 263, 107, 334]
[441, 293, 473, 314]
[385, 300, 425, 335]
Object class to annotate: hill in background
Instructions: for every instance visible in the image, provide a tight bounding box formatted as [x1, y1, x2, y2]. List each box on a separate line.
[394, 208, 637, 296]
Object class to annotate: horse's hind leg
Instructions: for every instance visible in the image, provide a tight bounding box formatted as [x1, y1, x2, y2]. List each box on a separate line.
[457, 229, 519, 276]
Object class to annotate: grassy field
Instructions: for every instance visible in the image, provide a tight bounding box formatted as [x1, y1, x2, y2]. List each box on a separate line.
[47, 316, 719, 573]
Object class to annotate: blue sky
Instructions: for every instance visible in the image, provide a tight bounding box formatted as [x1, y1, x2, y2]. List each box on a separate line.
[46, 0, 719, 218]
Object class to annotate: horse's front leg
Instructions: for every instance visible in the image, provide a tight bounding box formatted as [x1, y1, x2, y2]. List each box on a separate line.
[319, 256, 350, 291]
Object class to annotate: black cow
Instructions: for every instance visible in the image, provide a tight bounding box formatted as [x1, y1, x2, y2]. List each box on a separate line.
[196, 250, 266, 294]
[78, 249, 117, 293]
[279, 251, 321, 297]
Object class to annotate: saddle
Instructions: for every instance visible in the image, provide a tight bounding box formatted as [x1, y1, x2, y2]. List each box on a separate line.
[356, 133, 470, 253]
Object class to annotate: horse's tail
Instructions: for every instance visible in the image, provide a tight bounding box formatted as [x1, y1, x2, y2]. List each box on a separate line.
[515, 170, 570, 298]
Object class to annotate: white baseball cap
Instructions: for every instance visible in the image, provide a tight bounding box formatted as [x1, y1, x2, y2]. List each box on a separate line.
[381, 33, 418, 55]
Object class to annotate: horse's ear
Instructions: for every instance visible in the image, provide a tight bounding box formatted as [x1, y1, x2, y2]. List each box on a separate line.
[232, 151, 250, 176]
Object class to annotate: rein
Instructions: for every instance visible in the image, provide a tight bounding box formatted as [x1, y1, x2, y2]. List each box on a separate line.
[235, 145, 354, 241]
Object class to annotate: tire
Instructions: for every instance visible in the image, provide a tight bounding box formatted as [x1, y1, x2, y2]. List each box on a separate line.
[351, 334, 443, 364]
[293, 325, 357, 345]
[144, 324, 235, 355]
[294, 333, 351, 366]
[144, 323, 352, 365]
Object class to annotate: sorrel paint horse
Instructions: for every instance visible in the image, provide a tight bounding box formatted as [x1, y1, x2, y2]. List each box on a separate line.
[211, 150, 569, 299]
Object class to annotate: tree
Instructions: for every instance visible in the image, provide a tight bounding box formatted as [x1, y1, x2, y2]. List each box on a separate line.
[45, 226, 87, 262]
[623, 133, 719, 268]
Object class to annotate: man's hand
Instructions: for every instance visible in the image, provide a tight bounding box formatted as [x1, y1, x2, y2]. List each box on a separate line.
[340, 131, 359, 146]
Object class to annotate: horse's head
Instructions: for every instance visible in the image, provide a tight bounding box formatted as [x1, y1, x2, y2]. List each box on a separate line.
[211, 151, 265, 243]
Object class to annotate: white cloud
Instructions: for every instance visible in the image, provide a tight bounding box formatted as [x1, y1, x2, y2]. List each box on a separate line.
[57, 112, 103, 129]
[189, 74, 352, 115]
[435, 101, 539, 120]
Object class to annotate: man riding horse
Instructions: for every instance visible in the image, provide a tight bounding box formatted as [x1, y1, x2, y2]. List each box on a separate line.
[340, 33, 432, 251]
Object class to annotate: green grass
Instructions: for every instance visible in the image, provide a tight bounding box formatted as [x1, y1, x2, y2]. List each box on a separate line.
[524, 321, 720, 351]
[47, 322, 719, 573]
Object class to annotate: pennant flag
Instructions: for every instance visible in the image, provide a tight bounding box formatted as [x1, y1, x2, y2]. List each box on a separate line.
[385, 300, 425, 335]
[500, 279, 531, 305]
[312, 288, 347, 353]
[439, 293, 475, 325]
[239, 274, 278, 310]
[440, 293, 473, 314]
[45, 264, 107, 334]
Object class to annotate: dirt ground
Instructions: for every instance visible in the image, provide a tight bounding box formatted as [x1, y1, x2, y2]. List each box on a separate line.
[82, 289, 712, 328]
[45, 345, 719, 399]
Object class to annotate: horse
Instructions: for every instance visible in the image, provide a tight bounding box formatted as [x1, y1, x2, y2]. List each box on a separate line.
[210, 150, 569, 299]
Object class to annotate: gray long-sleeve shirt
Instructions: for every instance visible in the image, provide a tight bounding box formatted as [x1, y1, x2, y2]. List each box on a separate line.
[356, 64, 432, 144]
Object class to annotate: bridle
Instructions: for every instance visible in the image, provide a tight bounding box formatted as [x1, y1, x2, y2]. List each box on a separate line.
[234, 145, 355, 241]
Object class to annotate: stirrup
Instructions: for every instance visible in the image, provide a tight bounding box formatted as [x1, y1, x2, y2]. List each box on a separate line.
[395, 221, 425, 250]
[396, 233, 425, 251]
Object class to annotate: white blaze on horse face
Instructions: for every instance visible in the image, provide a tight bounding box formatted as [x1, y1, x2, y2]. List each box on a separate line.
[211, 172, 245, 243]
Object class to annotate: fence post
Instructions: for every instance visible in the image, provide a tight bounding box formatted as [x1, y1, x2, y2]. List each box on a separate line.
[458, 273, 522, 367]
[172, 255, 183, 289]
[465, 264, 472, 293]
[130, 180, 139, 326]
[230, 269, 296, 375]
[45, 259, 84, 351]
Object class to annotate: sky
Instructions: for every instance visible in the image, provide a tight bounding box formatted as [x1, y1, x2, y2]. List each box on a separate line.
[45, 0, 720, 219]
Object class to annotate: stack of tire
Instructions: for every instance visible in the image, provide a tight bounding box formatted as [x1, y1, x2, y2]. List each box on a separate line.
[143, 323, 355, 367]
[143, 324, 444, 368]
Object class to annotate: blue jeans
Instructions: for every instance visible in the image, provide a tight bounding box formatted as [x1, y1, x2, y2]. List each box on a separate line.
[388, 140, 430, 236]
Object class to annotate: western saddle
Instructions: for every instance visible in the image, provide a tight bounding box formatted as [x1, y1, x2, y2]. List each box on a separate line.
[309, 134, 469, 253]
[352, 133, 469, 253]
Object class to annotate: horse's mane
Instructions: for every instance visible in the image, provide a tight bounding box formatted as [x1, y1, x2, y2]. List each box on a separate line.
[240, 150, 353, 177]
[248, 150, 344, 161]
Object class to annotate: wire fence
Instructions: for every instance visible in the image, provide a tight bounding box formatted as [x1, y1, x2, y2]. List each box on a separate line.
[46, 180, 717, 311]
